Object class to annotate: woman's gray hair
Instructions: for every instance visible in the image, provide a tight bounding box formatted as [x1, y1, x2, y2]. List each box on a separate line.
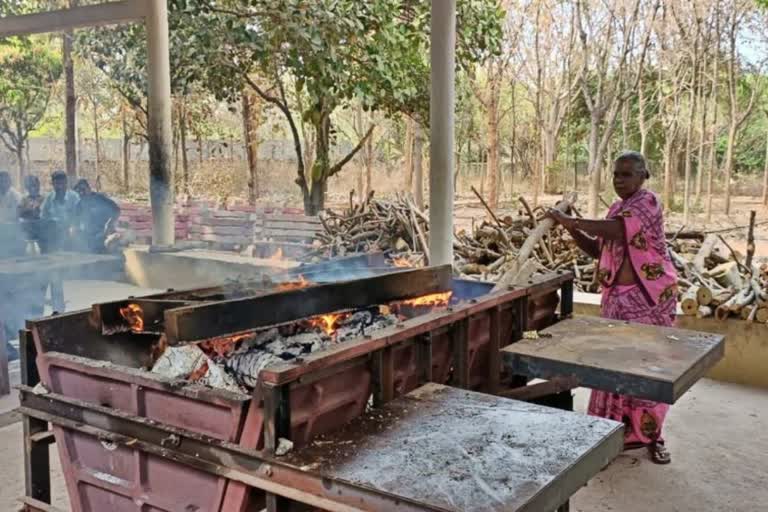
[615, 151, 650, 179]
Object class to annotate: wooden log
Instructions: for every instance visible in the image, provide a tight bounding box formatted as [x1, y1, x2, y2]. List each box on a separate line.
[741, 305, 755, 321]
[680, 286, 700, 315]
[696, 285, 713, 306]
[715, 288, 755, 321]
[710, 289, 736, 307]
[164, 265, 453, 344]
[492, 192, 577, 292]
[745, 210, 756, 269]
[696, 306, 713, 319]
[755, 307, 768, 324]
[693, 234, 718, 274]
[707, 261, 744, 289]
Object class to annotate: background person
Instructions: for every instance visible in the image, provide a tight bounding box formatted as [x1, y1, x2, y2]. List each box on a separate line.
[73, 178, 121, 253]
[40, 170, 79, 251]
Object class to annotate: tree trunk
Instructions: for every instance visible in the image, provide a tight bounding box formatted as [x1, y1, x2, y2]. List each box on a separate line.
[242, 91, 259, 204]
[663, 138, 674, 211]
[638, 76, 649, 156]
[683, 65, 699, 224]
[121, 111, 130, 193]
[412, 123, 424, 210]
[762, 126, 768, 206]
[305, 112, 332, 215]
[706, 59, 720, 221]
[179, 102, 189, 195]
[364, 129, 374, 197]
[586, 119, 601, 217]
[63, 1, 78, 182]
[92, 101, 102, 189]
[16, 142, 26, 181]
[197, 135, 204, 165]
[404, 116, 414, 192]
[486, 93, 500, 210]
[724, 121, 736, 214]
[696, 81, 709, 203]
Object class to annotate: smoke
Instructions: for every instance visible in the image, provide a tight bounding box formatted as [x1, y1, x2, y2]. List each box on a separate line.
[0, 221, 43, 340]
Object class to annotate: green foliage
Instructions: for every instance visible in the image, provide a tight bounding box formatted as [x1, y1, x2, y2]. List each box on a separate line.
[0, 37, 63, 155]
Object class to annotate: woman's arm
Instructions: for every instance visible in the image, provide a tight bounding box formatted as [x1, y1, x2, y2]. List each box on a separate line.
[544, 209, 624, 259]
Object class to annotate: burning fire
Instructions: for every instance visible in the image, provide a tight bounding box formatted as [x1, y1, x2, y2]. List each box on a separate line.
[270, 248, 284, 261]
[400, 291, 453, 307]
[391, 257, 412, 268]
[307, 312, 349, 336]
[119, 303, 144, 333]
[277, 274, 311, 291]
[200, 334, 249, 358]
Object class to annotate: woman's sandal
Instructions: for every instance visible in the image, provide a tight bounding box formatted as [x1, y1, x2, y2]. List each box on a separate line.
[648, 442, 671, 464]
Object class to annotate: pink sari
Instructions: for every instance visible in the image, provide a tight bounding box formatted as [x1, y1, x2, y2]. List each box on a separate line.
[588, 188, 677, 447]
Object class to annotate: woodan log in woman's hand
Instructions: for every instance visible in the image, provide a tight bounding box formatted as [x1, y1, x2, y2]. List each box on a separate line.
[544, 208, 575, 231]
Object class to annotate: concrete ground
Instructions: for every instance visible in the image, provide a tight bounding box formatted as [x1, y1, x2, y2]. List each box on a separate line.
[0, 378, 765, 511]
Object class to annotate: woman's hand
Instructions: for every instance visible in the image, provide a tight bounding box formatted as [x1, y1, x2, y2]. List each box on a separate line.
[544, 208, 574, 229]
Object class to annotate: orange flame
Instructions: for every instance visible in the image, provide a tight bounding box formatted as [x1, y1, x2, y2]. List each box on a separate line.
[391, 257, 412, 268]
[399, 291, 453, 307]
[119, 303, 144, 333]
[277, 274, 311, 291]
[307, 312, 349, 336]
[270, 248, 284, 261]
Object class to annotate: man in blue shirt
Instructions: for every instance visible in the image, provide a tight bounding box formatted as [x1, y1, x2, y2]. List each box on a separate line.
[40, 170, 79, 251]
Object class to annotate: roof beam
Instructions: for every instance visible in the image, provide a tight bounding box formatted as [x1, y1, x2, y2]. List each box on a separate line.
[0, 1, 146, 38]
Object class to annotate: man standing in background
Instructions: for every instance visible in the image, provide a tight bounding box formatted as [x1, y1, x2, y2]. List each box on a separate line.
[40, 170, 79, 251]
[73, 178, 120, 253]
[0, 170, 21, 223]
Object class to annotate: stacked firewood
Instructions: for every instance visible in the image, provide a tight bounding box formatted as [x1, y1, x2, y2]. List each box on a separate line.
[669, 233, 768, 323]
[310, 193, 766, 323]
[310, 191, 431, 260]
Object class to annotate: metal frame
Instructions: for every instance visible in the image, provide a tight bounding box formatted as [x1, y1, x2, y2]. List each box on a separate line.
[18, 273, 576, 511]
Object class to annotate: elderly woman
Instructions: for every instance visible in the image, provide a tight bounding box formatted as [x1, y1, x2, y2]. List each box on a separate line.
[545, 151, 677, 464]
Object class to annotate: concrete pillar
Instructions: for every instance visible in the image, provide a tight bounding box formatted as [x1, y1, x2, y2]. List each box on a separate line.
[429, 0, 456, 266]
[145, 0, 174, 247]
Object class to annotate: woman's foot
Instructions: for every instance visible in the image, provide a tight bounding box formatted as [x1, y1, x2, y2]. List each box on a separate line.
[648, 442, 671, 464]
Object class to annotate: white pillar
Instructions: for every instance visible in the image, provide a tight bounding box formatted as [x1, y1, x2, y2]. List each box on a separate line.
[145, 0, 175, 247]
[429, 0, 456, 267]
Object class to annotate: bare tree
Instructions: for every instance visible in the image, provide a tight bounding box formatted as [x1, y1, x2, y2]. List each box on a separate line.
[575, 0, 659, 217]
[723, 0, 762, 214]
[706, 0, 722, 221]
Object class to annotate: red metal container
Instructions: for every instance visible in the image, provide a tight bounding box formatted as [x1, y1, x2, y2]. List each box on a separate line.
[29, 273, 570, 512]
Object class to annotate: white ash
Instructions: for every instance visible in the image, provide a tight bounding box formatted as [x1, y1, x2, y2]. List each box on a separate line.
[225, 330, 332, 388]
[152, 310, 399, 393]
[199, 356, 243, 394]
[275, 438, 294, 456]
[335, 311, 398, 342]
[152, 345, 206, 380]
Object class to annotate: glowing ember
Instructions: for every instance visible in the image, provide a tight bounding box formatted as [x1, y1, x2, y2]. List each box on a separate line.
[391, 257, 412, 268]
[119, 303, 144, 332]
[269, 248, 284, 261]
[188, 360, 209, 382]
[277, 274, 311, 291]
[400, 291, 452, 307]
[308, 312, 350, 336]
[200, 334, 249, 358]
